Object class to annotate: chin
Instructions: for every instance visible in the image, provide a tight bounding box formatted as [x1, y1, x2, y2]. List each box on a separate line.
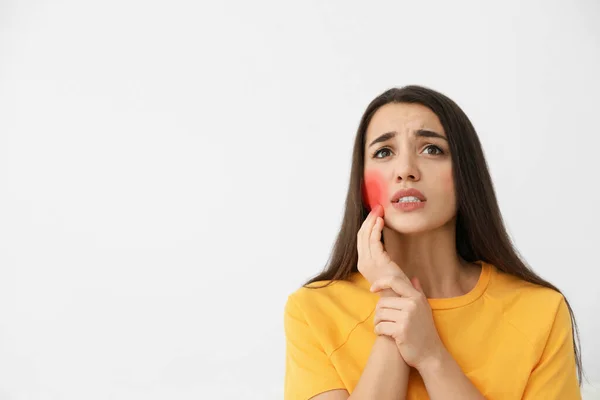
[385, 222, 432, 235]
[384, 213, 455, 235]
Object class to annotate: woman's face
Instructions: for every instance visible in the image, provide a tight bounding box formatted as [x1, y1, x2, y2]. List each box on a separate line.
[363, 102, 456, 234]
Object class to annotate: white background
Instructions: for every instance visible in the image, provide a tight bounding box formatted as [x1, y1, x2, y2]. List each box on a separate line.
[1, 0, 599, 399]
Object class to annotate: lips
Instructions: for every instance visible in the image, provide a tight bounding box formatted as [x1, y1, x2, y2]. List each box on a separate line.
[391, 188, 426, 202]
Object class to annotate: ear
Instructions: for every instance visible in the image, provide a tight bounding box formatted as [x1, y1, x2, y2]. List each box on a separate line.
[410, 277, 425, 294]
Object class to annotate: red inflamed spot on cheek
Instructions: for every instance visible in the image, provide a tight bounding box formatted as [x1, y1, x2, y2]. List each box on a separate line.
[361, 170, 388, 211]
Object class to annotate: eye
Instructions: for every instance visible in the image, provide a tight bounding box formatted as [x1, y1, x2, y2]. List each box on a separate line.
[423, 145, 444, 155]
[373, 147, 392, 159]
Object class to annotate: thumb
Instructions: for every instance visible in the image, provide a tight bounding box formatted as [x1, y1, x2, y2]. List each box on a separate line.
[410, 277, 425, 294]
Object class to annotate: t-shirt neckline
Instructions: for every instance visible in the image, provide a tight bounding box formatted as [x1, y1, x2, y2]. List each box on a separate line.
[351, 260, 492, 310]
[428, 260, 492, 310]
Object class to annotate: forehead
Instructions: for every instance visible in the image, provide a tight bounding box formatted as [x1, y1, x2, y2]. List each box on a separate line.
[366, 102, 445, 142]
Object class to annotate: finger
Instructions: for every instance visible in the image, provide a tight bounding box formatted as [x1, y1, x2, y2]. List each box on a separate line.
[370, 215, 384, 249]
[358, 205, 377, 238]
[373, 307, 404, 326]
[368, 216, 384, 262]
[369, 212, 394, 267]
[357, 204, 381, 257]
[411, 277, 425, 295]
[367, 219, 410, 282]
[371, 276, 418, 297]
[374, 321, 396, 337]
[376, 296, 413, 311]
[360, 205, 382, 260]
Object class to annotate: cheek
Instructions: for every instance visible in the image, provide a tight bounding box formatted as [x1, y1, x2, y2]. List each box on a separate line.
[442, 169, 455, 194]
[362, 169, 389, 211]
[439, 168, 457, 210]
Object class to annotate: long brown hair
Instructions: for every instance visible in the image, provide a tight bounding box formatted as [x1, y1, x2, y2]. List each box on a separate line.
[304, 85, 583, 383]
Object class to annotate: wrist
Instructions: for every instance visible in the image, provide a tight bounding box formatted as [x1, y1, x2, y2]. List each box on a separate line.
[416, 344, 449, 377]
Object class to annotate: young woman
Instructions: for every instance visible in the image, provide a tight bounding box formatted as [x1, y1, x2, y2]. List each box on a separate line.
[283, 86, 582, 400]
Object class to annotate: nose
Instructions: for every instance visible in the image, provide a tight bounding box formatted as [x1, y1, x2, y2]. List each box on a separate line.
[394, 152, 420, 182]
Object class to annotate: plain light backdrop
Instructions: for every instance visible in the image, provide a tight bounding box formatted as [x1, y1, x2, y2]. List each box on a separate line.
[0, 0, 599, 399]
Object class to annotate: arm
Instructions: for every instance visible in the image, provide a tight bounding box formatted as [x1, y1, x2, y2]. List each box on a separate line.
[284, 295, 344, 400]
[521, 297, 581, 399]
[371, 276, 485, 400]
[349, 288, 410, 400]
[348, 334, 410, 399]
[311, 335, 411, 400]
[417, 347, 485, 400]
[305, 206, 412, 399]
[416, 297, 581, 400]
[284, 290, 410, 400]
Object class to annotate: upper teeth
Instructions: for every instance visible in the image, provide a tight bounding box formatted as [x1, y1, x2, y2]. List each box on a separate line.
[397, 196, 421, 203]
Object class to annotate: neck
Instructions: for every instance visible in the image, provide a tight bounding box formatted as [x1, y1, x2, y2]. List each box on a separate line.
[382, 219, 481, 299]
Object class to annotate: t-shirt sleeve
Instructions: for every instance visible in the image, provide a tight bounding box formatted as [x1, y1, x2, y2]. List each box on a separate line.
[284, 294, 346, 400]
[522, 297, 581, 399]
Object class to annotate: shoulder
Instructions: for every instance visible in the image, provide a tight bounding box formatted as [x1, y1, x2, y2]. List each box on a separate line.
[289, 272, 368, 300]
[286, 272, 375, 319]
[485, 264, 570, 347]
[488, 266, 565, 311]
[284, 273, 376, 353]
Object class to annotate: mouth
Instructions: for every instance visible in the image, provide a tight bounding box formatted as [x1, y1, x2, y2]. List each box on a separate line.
[390, 188, 427, 203]
[391, 197, 426, 212]
[393, 196, 424, 204]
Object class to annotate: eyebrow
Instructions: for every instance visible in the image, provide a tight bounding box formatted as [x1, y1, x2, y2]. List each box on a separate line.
[368, 129, 448, 148]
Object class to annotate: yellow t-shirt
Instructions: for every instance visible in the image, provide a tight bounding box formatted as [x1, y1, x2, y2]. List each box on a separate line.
[283, 261, 580, 399]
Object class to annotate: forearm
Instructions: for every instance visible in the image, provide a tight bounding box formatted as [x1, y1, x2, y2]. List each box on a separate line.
[419, 348, 485, 400]
[349, 336, 409, 399]
[350, 289, 410, 400]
